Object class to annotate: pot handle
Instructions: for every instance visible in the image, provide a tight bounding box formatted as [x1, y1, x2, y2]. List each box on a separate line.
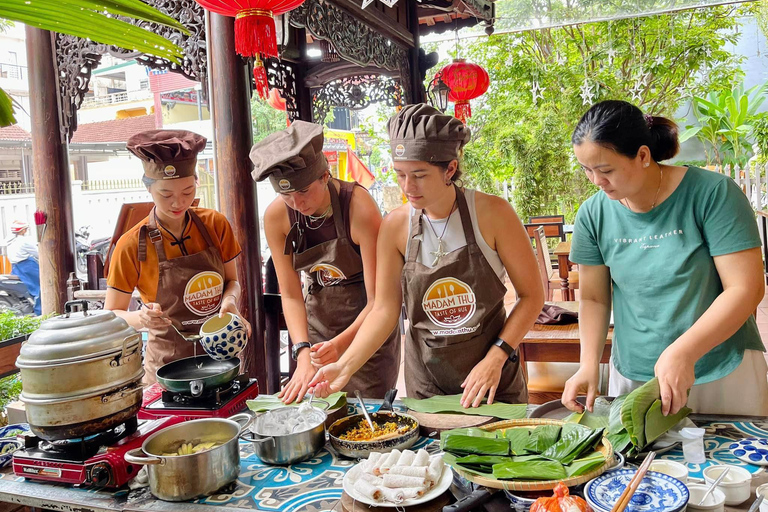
[312, 399, 330, 411]
[228, 412, 254, 431]
[124, 448, 163, 466]
[64, 299, 90, 317]
[101, 383, 143, 404]
[111, 333, 142, 367]
[189, 379, 204, 397]
[240, 431, 275, 446]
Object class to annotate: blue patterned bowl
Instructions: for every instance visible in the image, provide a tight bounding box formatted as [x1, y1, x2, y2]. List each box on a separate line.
[199, 313, 247, 361]
[728, 438, 768, 466]
[0, 439, 22, 468]
[585, 469, 689, 512]
[0, 423, 30, 440]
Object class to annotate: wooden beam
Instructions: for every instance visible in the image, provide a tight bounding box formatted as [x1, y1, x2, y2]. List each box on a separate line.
[207, 13, 267, 387]
[408, 0, 426, 104]
[331, 0, 415, 48]
[25, 28, 76, 315]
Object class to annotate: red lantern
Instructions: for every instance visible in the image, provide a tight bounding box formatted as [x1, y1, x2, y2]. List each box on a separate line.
[267, 88, 286, 111]
[195, 0, 304, 99]
[440, 58, 489, 123]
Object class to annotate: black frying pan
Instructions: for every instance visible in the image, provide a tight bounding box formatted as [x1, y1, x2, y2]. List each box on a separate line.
[156, 355, 240, 397]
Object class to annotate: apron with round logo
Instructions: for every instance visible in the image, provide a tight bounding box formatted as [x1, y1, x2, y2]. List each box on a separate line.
[401, 186, 527, 403]
[138, 208, 226, 386]
[285, 180, 400, 399]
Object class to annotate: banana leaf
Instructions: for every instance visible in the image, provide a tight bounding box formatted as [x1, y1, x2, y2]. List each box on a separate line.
[607, 430, 631, 453]
[0, 89, 14, 127]
[563, 427, 605, 464]
[440, 427, 497, 449]
[566, 410, 610, 431]
[621, 378, 660, 449]
[609, 395, 628, 434]
[541, 424, 602, 464]
[454, 455, 514, 474]
[443, 452, 494, 478]
[525, 425, 561, 453]
[492, 460, 566, 480]
[564, 451, 606, 477]
[246, 392, 346, 412]
[644, 400, 691, 444]
[443, 434, 510, 456]
[401, 395, 527, 419]
[501, 427, 532, 455]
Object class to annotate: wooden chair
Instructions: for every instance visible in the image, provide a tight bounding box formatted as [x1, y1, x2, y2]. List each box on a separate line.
[527, 215, 566, 241]
[535, 226, 578, 300]
[525, 223, 565, 241]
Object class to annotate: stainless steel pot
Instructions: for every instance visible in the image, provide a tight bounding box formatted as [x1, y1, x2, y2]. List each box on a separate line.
[124, 413, 252, 501]
[241, 402, 329, 465]
[16, 300, 144, 440]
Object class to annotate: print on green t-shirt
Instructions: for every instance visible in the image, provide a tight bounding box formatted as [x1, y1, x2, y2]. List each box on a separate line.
[570, 166, 763, 384]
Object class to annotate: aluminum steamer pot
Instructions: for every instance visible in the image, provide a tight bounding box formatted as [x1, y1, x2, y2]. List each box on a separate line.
[241, 402, 329, 465]
[124, 413, 252, 501]
[15, 300, 144, 440]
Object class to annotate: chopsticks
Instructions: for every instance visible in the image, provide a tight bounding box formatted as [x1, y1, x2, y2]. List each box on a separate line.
[610, 451, 656, 512]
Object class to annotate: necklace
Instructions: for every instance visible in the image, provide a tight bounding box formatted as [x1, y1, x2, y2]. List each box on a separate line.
[622, 166, 664, 212]
[422, 200, 457, 266]
[303, 202, 332, 231]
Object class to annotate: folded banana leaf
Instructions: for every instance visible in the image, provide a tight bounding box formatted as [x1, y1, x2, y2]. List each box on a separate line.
[443, 434, 510, 456]
[492, 460, 566, 480]
[246, 392, 346, 412]
[644, 400, 691, 445]
[566, 410, 610, 430]
[401, 395, 527, 419]
[525, 425, 561, 453]
[621, 378, 661, 449]
[440, 427, 497, 450]
[443, 452, 494, 478]
[455, 455, 514, 473]
[541, 424, 602, 464]
[563, 427, 605, 464]
[607, 429, 632, 453]
[502, 427, 532, 455]
[564, 451, 606, 477]
[609, 395, 628, 434]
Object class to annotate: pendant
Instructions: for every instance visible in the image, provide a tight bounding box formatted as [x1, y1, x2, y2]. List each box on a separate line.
[430, 239, 448, 266]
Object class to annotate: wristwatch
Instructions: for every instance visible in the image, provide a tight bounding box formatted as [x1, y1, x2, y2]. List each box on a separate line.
[492, 338, 519, 362]
[291, 342, 312, 361]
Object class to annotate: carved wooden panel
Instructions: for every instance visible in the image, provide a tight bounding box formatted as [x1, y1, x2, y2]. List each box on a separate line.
[312, 74, 403, 123]
[264, 57, 302, 122]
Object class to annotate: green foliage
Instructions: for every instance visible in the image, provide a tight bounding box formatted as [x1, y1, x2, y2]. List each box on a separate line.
[0, 375, 22, 412]
[251, 97, 289, 143]
[0, 310, 41, 341]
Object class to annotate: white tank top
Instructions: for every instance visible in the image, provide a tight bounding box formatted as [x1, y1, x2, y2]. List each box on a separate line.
[405, 189, 506, 281]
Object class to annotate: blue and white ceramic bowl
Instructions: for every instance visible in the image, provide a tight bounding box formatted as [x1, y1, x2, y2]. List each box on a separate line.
[585, 469, 689, 512]
[199, 313, 247, 361]
[728, 437, 768, 466]
[0, 423, 30, 440]
[0, 439, 22, 468]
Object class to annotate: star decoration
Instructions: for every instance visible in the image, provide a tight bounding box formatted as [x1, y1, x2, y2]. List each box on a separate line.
[654, 55, 665, 67]
[630, 76, 644, 103]
[530, 80, 545, 104]
[607, 48, 617, 66]
[556, 53, 566, 66]
[580, 79, 595, 106]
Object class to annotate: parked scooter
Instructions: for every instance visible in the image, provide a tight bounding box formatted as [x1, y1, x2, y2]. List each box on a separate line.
[75, 226, 110, 275]
[0, 274, 35, 316]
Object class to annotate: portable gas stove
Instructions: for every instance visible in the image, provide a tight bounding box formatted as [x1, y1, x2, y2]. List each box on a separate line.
[12, 415, 185, 488]
[138, 374, 259, 421]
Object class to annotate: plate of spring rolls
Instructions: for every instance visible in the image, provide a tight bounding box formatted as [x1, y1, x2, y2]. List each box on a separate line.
[342, 448, 451, 507]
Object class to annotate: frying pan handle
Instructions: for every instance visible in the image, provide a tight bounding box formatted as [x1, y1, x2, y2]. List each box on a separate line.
[380, 388, 398, 412]
[124, 448, 164, 466]
[443, 488, 494, 512]
[190, 379, 204, 397]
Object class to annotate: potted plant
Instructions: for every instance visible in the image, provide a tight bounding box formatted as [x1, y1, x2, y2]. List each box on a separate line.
[0, 311, 43, 426]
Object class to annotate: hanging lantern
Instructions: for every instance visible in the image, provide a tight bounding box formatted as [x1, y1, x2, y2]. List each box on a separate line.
[427, 73, 451, 113]
[267, 88, 286, 111]
[320, 40, 340, 63]
[194, 0, 305, 99]
[439, 58, 489, 123]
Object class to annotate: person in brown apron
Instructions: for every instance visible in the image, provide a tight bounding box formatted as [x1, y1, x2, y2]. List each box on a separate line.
[251, 121, 400, 403]
[310, 104, 544, 407]
[105, 130, 251, 385]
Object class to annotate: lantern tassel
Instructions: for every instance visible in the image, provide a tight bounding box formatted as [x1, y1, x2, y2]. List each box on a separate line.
[454, 101, 472, 124]
[253, 59, 269, 100]
[235, 10, 278, 58]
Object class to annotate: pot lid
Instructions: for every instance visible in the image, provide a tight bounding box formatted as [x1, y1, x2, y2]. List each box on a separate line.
[17, 300, 140, 366]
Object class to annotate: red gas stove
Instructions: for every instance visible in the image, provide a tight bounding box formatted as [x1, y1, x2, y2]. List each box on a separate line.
[12, 416, 185, 488]
[138, 375, 259, 421]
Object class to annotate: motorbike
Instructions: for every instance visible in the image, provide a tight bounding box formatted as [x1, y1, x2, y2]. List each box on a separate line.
[0, 274, 35, 316]
[75, 226, 110, 275]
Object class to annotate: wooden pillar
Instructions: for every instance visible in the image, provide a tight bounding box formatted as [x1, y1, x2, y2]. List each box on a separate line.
[407, 0, 425, 104]
[296, 29, 313, 122]
[207, 13, 267, 386]
[26, 28, 75, 314]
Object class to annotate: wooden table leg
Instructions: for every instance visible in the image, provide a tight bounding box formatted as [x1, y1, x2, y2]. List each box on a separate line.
[557, 253, 571, 300]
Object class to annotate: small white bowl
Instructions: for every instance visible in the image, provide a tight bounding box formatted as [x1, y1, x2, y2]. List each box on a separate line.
[702, 465, 752, 506]
[650, 460, 689, 483]
[686, 484, 725, 512]
[756, 483, 768, 512]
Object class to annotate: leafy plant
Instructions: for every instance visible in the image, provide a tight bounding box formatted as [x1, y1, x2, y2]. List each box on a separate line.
[0, 375, 22, 413]
[0, 310, 42, 341]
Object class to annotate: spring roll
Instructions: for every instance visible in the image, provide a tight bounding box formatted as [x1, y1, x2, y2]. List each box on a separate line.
[359, 473, 385, 486]
[412, 449, 430, 467]
[402, 487, 426, 499]
[354, 479, 382, 501]
[346, 465, 363, 484]
[383, 474, 428, 488]
[377, 449, 401, 475]
[427, 456, 444, 484]
[388, 466, 429, 479]
[396, 450, 416, 467]
[379, 487, 405, 503]
[361, 452, 382, 473]
[372, 451, 390, 476]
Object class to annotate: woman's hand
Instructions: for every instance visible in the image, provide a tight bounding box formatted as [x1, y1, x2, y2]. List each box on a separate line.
[308, 362, 354, 398]
[138, 302, 172, 330]
[655, 345, 695, 416]
[562, 364, 600, 412]
[278, 355, 315, 404]
[309, 341, 340, 369]
[460, 349, 506, 408]
[220, 296, 252, 337]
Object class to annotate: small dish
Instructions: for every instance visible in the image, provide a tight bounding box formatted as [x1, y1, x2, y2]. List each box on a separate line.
[728, 438, 768, 466]
[686, 483, 725, 512]
[585, 469, 689, 512]
[199, 313, 247, 361]
[756, 483, 768, 512]
[702, 465, 751, 506]
[649, 460, 688, 483]
[0, 423, 30, 439]
[0, 439, 22, 468]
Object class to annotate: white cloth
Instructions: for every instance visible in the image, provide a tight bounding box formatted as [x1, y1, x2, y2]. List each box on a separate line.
[608, 349, 768, 415]
[5, 234, 38, 264]
[406, 189, 506, 281]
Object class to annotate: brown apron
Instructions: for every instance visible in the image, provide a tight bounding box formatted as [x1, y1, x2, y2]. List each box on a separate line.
[401, 186, 527, 403]
[285, 180, 400, 399]
[139, 208, 227, 386]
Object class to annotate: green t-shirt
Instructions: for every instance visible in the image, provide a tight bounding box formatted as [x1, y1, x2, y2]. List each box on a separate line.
[570, 166, 763, 384]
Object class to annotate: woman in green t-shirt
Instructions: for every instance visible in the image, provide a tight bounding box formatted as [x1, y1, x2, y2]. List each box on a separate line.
[562, 100, 768, 417]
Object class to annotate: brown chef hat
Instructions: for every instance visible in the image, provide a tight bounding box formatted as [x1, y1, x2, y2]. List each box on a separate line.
[250, 121, 328, 193]
[126, 129, 207, 180]
[387, 103, 471, 162]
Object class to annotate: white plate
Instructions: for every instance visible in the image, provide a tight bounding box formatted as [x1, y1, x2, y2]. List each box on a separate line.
[342, 455, 452, 508]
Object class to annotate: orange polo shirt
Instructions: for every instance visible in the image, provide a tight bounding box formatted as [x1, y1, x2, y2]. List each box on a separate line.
[107, 208, 242, 303]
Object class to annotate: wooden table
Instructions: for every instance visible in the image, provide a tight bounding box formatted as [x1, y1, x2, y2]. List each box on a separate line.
[553, 240, 575, 300]
[519, 301, 612, 384]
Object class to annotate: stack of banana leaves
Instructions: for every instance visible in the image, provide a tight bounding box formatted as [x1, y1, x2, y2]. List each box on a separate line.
[565, 378, 691, 458]
[441, 423, 607, 481]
